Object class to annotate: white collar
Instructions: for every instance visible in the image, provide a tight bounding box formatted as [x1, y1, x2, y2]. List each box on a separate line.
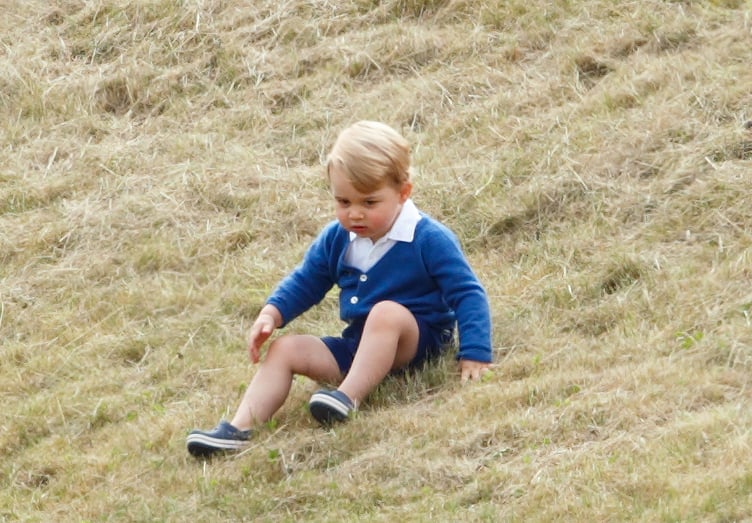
[348, 198, 422, 243]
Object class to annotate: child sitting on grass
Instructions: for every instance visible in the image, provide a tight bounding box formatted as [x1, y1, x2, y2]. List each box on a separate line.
[187, 121, 493, 457]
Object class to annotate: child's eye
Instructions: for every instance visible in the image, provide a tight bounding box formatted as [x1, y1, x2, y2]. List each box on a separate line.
[336, 199, 350, 207]
[365, 200, 378, 206]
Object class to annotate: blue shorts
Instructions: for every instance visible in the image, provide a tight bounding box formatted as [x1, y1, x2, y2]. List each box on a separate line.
[321, 317, 454, 374]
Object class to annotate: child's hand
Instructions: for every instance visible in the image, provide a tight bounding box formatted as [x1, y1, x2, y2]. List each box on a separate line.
[247, 306, 282, 363]
[459, 359, 491, 383]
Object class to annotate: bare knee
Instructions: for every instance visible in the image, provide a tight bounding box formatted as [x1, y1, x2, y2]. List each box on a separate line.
[263, 335, 299, 366]
[366, 300, 414, 328]
[263, 334, 341, 382]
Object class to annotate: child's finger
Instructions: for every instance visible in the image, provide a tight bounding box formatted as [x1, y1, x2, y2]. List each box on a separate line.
[249, 343, 260, 363]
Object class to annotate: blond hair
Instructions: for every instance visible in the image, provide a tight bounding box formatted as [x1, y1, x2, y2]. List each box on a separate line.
[326, 121, 411, 193]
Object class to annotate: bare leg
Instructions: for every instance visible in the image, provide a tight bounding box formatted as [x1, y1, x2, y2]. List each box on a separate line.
[338, 301, 420, 404]
[230, 334, 342, 430]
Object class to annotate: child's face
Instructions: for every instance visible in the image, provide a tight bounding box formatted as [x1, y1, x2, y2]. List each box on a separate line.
[329, 163, 411, 242]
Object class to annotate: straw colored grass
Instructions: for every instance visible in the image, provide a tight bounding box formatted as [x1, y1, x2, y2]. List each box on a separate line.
[2, 0, 752, 520]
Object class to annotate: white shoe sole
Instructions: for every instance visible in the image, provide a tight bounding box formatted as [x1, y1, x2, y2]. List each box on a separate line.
[309, 392, 352, 423]
[186, 434, 248, 455]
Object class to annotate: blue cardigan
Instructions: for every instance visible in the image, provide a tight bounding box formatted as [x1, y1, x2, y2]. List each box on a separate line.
[267, 215, 493, 363]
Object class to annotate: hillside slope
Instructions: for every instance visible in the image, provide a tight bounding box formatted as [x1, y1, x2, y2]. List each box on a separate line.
[2, 0, 752, 520]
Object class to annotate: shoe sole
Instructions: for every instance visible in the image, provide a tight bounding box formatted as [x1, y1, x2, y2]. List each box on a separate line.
[309, 393, 351, 425]
[186, 434, 248, 457]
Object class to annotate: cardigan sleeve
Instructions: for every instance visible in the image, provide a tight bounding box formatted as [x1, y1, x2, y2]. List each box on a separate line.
[419, 222, 493, 363]
[266, 222, 339, 327]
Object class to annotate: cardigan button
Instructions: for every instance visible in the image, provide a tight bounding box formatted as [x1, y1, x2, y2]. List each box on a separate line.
[359, 274, 368, 282]
[350, 296, 359, 304]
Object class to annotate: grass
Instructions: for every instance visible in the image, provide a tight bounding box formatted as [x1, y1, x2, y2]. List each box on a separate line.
[2, 0, 752, 520]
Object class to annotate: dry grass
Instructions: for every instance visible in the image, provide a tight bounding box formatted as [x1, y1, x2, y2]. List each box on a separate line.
[2, 0, 752, 520]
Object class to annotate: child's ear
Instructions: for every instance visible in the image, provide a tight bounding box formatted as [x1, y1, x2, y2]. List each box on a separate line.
[399, 181, 413, 202]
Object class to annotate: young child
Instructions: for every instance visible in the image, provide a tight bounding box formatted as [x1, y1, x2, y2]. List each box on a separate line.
[187, 121, 493, 457]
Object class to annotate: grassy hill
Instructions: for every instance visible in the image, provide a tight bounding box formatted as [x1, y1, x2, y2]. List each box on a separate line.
[2, 0, 752, 520]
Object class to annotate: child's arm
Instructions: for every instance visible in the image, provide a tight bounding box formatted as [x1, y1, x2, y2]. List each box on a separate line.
[429, 254, 493, 363]
[266, 221, 341, 327]
[247, 304, 283, 363]
[419, 222, 494, 366]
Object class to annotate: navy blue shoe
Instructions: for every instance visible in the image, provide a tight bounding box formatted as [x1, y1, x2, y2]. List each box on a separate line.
[309, 390, 355, 425]
[186, 420, 251, 457]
